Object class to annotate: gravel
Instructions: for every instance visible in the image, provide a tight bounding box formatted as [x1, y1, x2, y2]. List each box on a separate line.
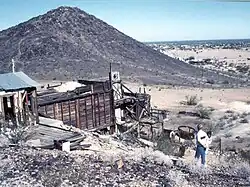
[0, 146, 250, 187]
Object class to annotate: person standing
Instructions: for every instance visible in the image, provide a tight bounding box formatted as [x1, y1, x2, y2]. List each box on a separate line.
[194, 124, 209, 166]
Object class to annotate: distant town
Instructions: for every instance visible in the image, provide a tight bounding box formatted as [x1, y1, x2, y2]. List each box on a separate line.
[147, 39, 250, 79]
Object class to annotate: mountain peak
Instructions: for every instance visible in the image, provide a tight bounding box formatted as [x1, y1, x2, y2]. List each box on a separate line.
[0, 6, 241, 86]
[47, 6, 87, 15]
[40, 6, 90, 23]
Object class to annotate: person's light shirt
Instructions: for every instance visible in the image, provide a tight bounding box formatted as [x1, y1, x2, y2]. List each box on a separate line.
[197, 129, 208, 148]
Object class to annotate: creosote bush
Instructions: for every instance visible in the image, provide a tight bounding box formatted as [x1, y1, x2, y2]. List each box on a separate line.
[0, 114, 35, 146]
[240, 118, 249, 124]
[195, 104, 212, 119]
[181, 95, 199, 106]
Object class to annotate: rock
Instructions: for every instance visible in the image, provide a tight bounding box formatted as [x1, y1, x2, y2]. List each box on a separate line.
[116, 157, 124, 169]
[0, 135, 10, 147]
[25, 139, 41, 147]
[0, 133, 250, 187]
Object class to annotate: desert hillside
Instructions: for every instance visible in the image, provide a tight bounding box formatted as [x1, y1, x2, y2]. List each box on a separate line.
[0, 6, 246, 87]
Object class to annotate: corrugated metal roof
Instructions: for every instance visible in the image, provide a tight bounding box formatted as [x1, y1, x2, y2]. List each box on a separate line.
[0, 72, 40, 91]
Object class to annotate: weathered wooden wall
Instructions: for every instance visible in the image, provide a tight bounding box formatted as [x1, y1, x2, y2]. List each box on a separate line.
[38, 90, 114, 130]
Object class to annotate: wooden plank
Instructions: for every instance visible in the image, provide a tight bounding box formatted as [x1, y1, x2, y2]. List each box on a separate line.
[77, 99, 81, 128]
[53, 103, 56, 119]
[68, 100, 71, 126]
[60, 103, 64, 121]
[91, 94, 94, 128]
[93, 94, 97, 127]
[97, 94, 100, 127]
[38, 90, 111, 106]
[103, 93, 107, 124]
[37, 88, 114, 131]
[84, 99, 88, 129]
[75, 100, 78, 128]
[45, 105, 48, 115]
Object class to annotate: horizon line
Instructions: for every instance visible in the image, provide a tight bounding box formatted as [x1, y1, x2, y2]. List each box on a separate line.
[143, 38, 250, 43]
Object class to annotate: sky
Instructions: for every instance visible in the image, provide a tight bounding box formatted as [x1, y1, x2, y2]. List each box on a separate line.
[0, 0, 249, 42]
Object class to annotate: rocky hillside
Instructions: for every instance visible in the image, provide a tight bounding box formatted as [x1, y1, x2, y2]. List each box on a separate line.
[1, 143, 250, 186]
[0, 6, 246, 86]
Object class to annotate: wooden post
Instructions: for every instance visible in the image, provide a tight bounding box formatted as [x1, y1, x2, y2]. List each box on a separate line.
[53, 103, 56, 119]
[91, 93, 95, 128]
[93, 94, 97, 127]
[21, 91, 26, 123]
[97, 94, 101, 127]
[55, 103, 58, 119]
[90, 85, 95, 128]
[0, 97, 4, 119]
[108, 66, 116, 133]
[77, 99, 81, 129]
[16, 91, 20, 124]
[103, 93, 106, 124]
[136, 101, 140, 138]
[34, 90, 39, 124]
[137, 122, 140, 138]
[74, 100, 78, 128]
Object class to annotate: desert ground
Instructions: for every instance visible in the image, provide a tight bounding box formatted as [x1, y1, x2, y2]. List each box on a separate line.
[126, 82, 250, 165]
[126, 82, 250, 110]
[165, 48, 250, 64]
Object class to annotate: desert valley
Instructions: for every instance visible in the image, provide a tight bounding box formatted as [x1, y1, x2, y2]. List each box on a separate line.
[1, 5, 250, 187]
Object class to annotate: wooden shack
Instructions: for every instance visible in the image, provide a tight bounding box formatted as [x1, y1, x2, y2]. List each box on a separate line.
[0, 72, 40, 124]
[37, 80, 115, 131]
[36, 71, 167, 134]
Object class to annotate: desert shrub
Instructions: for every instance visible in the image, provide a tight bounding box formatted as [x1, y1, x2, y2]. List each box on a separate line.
[240, 118, 249, 123]
[225, 110, 234, 114]
[186, 56, 195, 61]
[196, 104, 212, 119]
[226, 161, 250, 178]
[222, 80, 229, 84]
[224, 132, 233, 138]
[215, 120, 226, 132]
[236, 65, 249, 73]
[206, 79, 215, 84]
[231, 114, 239, 120]
[0, 115, 35, 146]
[221, 115, 229, 120]
[181, 95, 199, 106]
[240, 112, 248, 118]
[203, 58, 212, 63]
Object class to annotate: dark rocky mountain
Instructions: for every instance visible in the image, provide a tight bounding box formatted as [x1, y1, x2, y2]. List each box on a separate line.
[0, 6, 246, 86]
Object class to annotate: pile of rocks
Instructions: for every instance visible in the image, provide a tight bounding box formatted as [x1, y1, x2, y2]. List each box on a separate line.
[0, 147, 174, 187]
[1, 136, 250, 187]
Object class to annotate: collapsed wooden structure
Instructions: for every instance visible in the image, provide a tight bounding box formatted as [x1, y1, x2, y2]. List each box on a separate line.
[36, 71, 168, 134]
[0, 70, 169, 151]
[37, 80, 115, 131]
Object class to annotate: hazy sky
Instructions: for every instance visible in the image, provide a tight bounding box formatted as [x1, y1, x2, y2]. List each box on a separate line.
[0, 0, 249, 42]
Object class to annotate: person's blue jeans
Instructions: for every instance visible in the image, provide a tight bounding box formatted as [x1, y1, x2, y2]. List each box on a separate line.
[194, 145, 206, 165]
